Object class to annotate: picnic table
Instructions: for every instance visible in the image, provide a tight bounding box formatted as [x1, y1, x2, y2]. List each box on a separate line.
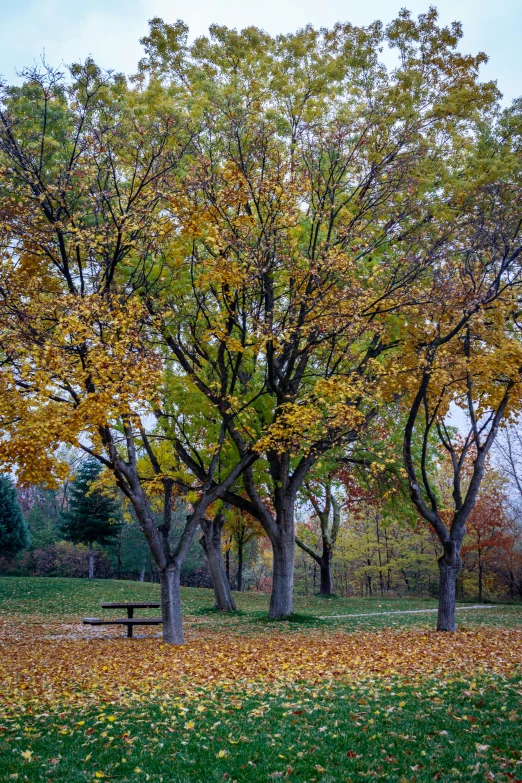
[82, 602, 162, 638]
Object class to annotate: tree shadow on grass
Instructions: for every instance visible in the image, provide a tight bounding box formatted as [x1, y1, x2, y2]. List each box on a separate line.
[254, 611, 327, 627]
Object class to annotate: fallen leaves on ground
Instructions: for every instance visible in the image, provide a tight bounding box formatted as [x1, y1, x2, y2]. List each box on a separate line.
[1, 628, 520, 718]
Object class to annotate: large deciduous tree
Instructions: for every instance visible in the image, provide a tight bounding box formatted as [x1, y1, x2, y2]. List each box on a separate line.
[139, 9, 499, 618]
[0, 61, 256, 643]
[400, 102, 522, 629]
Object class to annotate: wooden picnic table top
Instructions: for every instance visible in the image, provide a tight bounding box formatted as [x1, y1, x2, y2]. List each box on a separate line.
[84, 617, 162, 625]
[100, 601, 161, 609]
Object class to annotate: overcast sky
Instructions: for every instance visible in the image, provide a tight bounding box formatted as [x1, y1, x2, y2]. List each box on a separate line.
[0, 0, 521, 104]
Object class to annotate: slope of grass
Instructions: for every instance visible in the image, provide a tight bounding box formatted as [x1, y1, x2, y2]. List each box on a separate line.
[0, 576, 520, 631]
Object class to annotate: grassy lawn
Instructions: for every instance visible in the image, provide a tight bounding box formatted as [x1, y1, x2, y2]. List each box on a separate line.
[0, 576, 521, 631]
[0, 577, 521, 782]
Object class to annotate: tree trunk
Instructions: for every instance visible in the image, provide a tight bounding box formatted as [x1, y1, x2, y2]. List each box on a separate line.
[478, 561, 483, 602]
[319, 559, 332, 594]
[139, 552, 146, 582]
[319, 550, 333, 595]
[200, 520, 236, 612]
[237, 542, 244, 592]
[269, 534, 294, 618]
[437, 549, 461, 631]
[88, 542, 94, 579]
[206, 542, 236, 611]
[159, 565, 184, 645]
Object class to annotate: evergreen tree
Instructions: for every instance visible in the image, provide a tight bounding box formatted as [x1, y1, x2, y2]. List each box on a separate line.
[24, 486, 62, 550]
[61, 460, 120, 578]
[0, 475, 29, 558]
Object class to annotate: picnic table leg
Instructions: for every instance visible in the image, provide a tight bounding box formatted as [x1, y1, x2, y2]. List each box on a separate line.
[127, 607, 134, 638]
[127, 623, 133, 638]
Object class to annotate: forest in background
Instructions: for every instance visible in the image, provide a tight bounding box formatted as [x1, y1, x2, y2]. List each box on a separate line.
[2, 420, 521, 602]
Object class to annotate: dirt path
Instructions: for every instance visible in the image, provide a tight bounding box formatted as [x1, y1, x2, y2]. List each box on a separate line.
[319, 604, 497, 619]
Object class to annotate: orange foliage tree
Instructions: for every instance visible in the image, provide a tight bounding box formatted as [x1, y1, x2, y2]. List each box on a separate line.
[0, 62, 255, 644]
[461, 471, 514, 600]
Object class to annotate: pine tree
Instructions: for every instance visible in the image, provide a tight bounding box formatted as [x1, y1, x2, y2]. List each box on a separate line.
[0, 476, 30, 558]
[61, 460, 120, 579]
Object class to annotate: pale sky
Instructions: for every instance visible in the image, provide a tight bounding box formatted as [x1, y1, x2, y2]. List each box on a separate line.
[0, 0, 521, 104]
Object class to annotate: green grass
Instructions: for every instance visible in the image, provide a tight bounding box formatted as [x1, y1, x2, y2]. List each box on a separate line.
[2, 675, 521, 782]
[1, 576, 521, 631]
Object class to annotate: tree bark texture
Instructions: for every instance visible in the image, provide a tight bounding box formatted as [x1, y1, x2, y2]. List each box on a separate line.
[200, 514, 236, 612]
[437, 550, 461, 632]
[159, 566, 184, 645]
[319, 548, 333, 595]
[269, 534, 295, 618]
